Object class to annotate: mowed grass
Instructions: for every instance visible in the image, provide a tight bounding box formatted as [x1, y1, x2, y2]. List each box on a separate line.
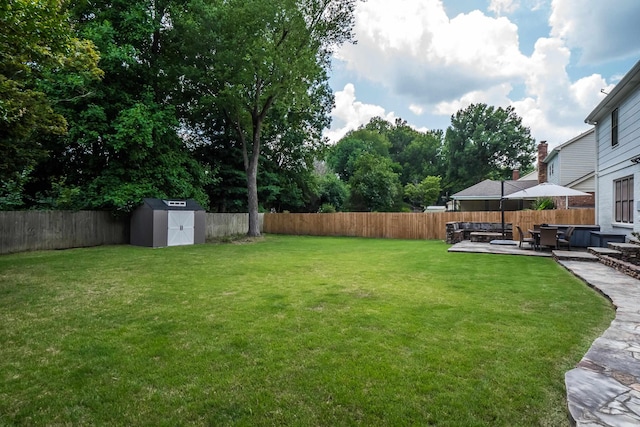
[0, 235, 613, 426]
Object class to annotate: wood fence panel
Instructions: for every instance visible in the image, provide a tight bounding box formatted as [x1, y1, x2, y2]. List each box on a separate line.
[263, 209, 596, 241]
[0, 211, 129, 254]
[205, 213, 264, 238]
[0, 211, 267, 254]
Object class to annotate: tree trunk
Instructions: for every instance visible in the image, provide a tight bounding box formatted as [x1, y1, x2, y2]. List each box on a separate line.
[245, 116, 263, 237]
[241, 94, 273, 238]
[246, 157, 261, 237]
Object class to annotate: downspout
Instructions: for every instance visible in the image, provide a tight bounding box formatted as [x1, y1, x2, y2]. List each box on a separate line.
[585, 118, 599, 228]
[595, 126, 600, 228]
[501, 180, 505, 239]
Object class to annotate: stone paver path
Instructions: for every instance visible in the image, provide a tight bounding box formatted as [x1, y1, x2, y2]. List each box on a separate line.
[558, 260, 640, 426]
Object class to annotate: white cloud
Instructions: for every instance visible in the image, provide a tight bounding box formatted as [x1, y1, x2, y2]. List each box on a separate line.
[488, 0, 520, 15]
[509, 37, 607, 146]
[325, 83, 397, 143]
[529, 0, 547, 12]
[335, 0, 528, 104]
[433, 83, 513, 116]
[409, 104, 424, 115]
[329, 0, 631, 149]
[549, 0, 640, 64]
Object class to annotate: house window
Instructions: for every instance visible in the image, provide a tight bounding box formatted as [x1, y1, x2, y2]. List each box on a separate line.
[612, 108, 619, 147]
[614, 176, 633, 223]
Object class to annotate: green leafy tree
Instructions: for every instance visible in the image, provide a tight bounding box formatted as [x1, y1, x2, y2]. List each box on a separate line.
[317, 173, 349, 211]
[443, 103, 535, 194]
[327, 129, 391, 181]
[26, 0, 212, 212]
[348, 154, 403, 212]
[0, 0, 102, 206]
[174, 0, 359, 236]
[257, 87, 332, 213]
[404, 176, 442, 211]
[360, 117, 444, 186]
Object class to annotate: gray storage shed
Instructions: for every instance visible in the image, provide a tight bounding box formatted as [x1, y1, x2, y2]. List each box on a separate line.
[130, 198, 206, 247]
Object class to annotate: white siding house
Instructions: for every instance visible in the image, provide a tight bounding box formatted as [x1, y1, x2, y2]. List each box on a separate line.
[585, 59, 640, 237]
[543, 128, 596, 202]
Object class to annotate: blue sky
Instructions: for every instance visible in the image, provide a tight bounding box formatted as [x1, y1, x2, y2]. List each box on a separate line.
[325, 0, 640, 150]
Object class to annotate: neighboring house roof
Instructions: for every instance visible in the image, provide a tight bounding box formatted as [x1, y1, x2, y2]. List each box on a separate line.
[543, 128, 595, 164]
[518, 170, 538, 181]
[451, 179, 538, 200]
[585, 59, 640, 124]
[566, 171, 595, 189]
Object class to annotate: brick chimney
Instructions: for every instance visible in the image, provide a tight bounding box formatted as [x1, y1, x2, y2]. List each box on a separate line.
[512, 169, 520, 181]
[537, 141, 548, 183]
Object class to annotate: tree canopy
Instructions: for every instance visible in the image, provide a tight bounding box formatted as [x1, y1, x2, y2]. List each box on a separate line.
[443, 103, 535, 194]
[1, 1, 540, 219]
[0, 0, 101, 207]
[174, 0, 359, 235]
[347, 153, 403, 212]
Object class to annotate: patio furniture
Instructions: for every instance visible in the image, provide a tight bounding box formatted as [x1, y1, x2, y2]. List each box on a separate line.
[546, 224, 600, 247]
[528, 228, 541, 249]
[470, 231, 504, 243]
[445, 222, 512, 244]
[539, 227, 559, 250]
[556, 226, 575, 250]
[516, 225, 536, 249]
[590, 231, 627, 247]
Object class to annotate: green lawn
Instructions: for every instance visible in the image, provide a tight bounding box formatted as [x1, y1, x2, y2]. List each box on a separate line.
[0, 236, 613, 426]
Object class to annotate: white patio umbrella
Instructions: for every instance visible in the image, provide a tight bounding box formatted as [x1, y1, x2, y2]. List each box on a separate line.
[503, 182, 591, 207]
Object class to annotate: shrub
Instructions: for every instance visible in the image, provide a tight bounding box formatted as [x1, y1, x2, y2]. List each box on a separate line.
[318, 203, 336, 213]
[531, 197, 555, 210]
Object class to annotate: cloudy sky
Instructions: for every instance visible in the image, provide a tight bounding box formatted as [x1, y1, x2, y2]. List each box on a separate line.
[325, 0, 640, 149]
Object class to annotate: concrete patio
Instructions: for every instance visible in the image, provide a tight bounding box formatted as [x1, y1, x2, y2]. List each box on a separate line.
[449, 240, 640, 426]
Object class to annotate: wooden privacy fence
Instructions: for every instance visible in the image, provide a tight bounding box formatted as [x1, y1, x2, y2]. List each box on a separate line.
[263, 209, 596, 241]
[0, 210, 128, 255]
[205, 213, 263, 238]
[0, 209, 594, 254]
[0, 211, 264, 254]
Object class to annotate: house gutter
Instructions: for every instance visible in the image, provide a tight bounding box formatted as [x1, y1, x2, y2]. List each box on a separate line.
[585, 59, 640, 125]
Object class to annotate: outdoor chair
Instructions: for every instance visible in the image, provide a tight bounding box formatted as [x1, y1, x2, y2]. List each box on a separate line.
[556, 226, 575, 250]
[516, 225, 536, 249]
[539, 227, 558, 250]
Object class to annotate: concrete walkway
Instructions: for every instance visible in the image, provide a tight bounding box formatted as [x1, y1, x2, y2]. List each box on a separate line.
[449, 241, 640, 426]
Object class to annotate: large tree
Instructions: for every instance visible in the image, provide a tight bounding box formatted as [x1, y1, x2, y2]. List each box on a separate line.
[175, 0, 359, 236]
[25, 0, 212, 212]
[380, 119, 444, 186]
[348, 153, 403, 212]
[443, 103, 535, 194]
[0, 0, 101, 208]
[326, 129, 391, 181]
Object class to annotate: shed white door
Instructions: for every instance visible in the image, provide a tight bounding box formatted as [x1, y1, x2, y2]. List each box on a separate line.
[167, 211, 195, 246]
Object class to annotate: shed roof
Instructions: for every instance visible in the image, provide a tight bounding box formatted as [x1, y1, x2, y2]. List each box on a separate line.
[141, 198, 205, 211]
[451, 179, 538, 200]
